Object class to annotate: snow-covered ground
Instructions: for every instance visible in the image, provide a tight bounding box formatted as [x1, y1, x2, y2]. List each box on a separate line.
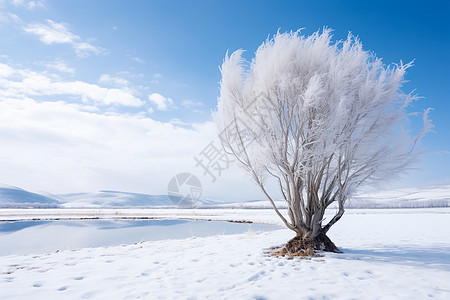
[2, 207, 450, 223]
[1, 208, 449, 299]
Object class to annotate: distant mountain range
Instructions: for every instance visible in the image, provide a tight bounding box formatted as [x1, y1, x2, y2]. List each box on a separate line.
[346, 185, 450, 209]
[0, 184, 449, 209]
[0, 185, 60, 208]
[0, 185, 217, 208]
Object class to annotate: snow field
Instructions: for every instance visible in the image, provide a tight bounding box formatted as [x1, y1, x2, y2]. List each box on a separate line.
[0, 210, 449, 299]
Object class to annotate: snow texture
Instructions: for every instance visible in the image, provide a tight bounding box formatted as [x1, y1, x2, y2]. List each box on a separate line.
[1, 209, 449, 299]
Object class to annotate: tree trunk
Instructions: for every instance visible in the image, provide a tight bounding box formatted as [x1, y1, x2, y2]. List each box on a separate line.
[274, 232, 341, 257]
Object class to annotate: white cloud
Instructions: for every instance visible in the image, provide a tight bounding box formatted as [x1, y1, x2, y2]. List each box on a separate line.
[182, 99, 203, 108]
[11, 0, 44, 9]
[0, 12, 22, 24]
[150, 73, 162, 84]
[0, 62, 143, 107]
[73, 41, 104, 58]
[0, 62, 264, 200]
[58, 82, 142, 106]
[23, 19, 105, 58]
[46, 59, 75, 75]
[130, 56, 145, 64]
[0, 62, 14, 77]
[148, 93, 174, 111]
[0, 61, 266, 201]
[0, 95, 264, 201]
[0, 96, 218, 194]
[24, 20, 74, 44]
[99, 74, 130, 87]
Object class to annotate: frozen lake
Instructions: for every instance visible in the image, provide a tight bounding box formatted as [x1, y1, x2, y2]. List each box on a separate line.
[0, 219, 279, 256]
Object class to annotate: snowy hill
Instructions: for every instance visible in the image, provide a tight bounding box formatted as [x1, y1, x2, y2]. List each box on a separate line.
[59, 190, 217, 208]
[346, 184, 450, 209]
[0, 185, 60, 208]
[60, 191, 171, 208]
[0, 185, 218, 208]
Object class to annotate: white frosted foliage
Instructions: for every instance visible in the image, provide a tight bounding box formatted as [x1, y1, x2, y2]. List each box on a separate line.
[213, 28, 432, 238]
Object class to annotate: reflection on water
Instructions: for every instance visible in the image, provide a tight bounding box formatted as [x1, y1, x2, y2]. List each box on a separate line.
[0, 219, 189, 233]
[0, 219, 279, 256]
[0, 221, 48, 233]
[96, 219, 187, 230]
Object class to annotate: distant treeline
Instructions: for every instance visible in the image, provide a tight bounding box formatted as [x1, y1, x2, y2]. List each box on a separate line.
[344, 199, 450, 209]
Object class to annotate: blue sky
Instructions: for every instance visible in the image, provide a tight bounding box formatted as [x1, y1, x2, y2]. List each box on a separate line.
[0, 0, 448, 200]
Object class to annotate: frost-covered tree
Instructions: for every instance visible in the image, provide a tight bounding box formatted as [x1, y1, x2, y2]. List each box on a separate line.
[213, 29, 432, 254]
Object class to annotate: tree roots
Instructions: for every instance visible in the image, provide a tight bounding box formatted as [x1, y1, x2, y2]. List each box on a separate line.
[271, 233, 342, 257]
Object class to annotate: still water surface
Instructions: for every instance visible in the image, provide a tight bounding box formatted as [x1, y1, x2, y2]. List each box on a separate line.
[0, 219, 279, 256]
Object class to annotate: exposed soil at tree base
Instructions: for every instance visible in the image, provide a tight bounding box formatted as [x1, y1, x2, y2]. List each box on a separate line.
[269, 233, 342, 257]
